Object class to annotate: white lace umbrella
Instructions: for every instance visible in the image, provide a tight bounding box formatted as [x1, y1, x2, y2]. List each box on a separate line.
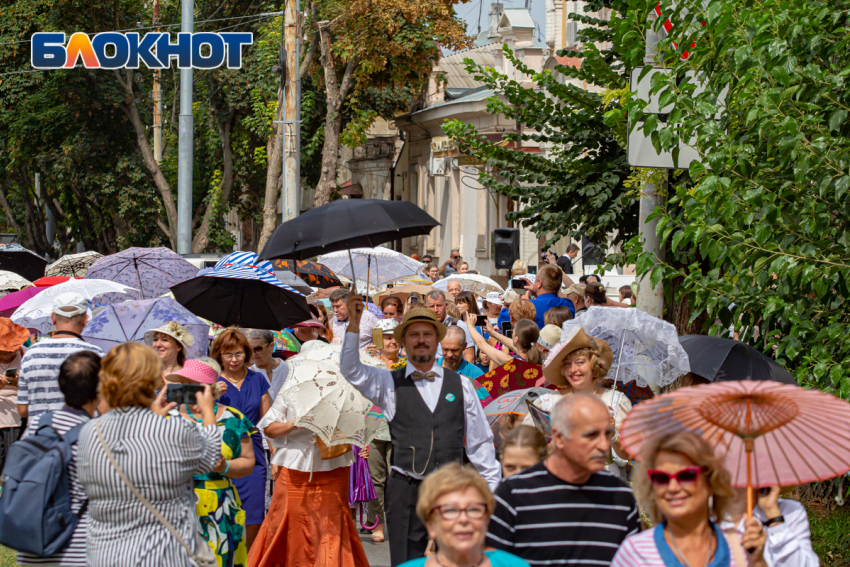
[281, 356, 382, 449]
[317, 247, 426, 288]
[0, 271, 31, 293]
[561, 306, 690, 389]
[12, 279, 136, 334]
[45, 251, 103, 277]
[433, 273, 504, 295]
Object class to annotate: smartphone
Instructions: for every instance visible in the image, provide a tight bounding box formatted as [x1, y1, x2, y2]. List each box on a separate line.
[500, 321, 513, 336]
[475, 314, 488, 327]
[166, 383, 205, 405]
[4, 368, 17, 379]
[759, 487, 771, 497]
[409, 296, 420, 305]
[511, 278, 527, 290]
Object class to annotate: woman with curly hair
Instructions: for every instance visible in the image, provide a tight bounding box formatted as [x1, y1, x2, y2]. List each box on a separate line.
[611, 431, 768, 567]
[525, 327, 632, 476]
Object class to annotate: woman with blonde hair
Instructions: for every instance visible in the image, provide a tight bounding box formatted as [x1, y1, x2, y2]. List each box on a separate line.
[499, 425, 548, 478]
[399, 463, 528, 567]
[77, 342, 221, 567]
[611, 431, 768, 567]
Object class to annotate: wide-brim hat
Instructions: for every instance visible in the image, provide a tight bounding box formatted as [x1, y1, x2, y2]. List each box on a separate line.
[144, 321, 195, 356]
[537, 324, 561, 350]
[542, 326, 613, 386]
[0, 318, 29, 352]
[292, 318, 326, 330]
[393, 307, 447, 344]
[165, 359, 219, 385]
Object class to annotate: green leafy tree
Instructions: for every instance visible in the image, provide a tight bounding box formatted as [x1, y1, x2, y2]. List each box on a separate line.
[622, 0, 850, 395]
[443, 0, 638, 255]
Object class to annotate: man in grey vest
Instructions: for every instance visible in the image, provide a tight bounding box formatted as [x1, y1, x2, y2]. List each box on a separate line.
[341, 298, 500, 566]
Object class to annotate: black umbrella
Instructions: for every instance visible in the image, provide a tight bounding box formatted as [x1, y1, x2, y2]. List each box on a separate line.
[258, 199, 440, 261]
[171, 266, 311, 330]
[0, 243, 48, 282]
[678, 335, 796, 384]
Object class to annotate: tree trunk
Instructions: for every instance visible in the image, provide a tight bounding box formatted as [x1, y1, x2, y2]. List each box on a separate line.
[664, 275, 709, 335]
[192, 111, 236, 253]
[256, 87, 285, 255]
[0, 182, 23, 243]
[113, 69, 179, 248]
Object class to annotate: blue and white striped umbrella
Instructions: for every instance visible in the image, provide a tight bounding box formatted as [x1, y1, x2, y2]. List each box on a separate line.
[214, 251, 276, 275]
[196, 265, 303, 296]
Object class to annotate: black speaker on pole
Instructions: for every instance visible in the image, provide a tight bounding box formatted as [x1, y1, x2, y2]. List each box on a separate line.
[494, 228, 520, 270]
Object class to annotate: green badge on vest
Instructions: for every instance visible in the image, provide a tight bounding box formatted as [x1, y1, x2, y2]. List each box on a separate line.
[446, 393, 456, 402]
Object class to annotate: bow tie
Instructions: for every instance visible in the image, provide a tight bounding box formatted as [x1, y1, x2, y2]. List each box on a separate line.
[411, 371, 436, 382]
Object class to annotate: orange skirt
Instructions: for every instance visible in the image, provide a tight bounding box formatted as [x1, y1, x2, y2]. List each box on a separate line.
[248, 466, 369, 567]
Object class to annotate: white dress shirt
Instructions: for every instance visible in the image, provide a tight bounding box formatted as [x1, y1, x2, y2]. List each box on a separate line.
[258, 391, 354, 473]
[719, 499, 819, 567]
[340, 332, 501, 490]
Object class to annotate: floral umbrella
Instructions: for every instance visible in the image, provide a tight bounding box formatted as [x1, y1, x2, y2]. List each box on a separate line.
[478, 359, 543, 398]
[271, 259, 342, 288]
[82, 297, 210, 359]
[317, 247, 426, 289]
[85, 247, 199, 300]
[433, 274, 504, 295]
[272, 330, 301, 353]
[45, 251, 103, 277]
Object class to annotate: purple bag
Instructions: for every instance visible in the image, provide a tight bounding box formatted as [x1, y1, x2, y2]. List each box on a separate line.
[350, 446, 378, 530]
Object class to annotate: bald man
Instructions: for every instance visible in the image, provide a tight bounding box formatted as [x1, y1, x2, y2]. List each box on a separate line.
[446, 280, 462, 300]
[439, 326, 484, 380]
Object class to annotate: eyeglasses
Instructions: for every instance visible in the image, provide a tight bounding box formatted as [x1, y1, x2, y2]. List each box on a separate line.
[252, 343, 270, 354]
[647, 467, 706, 486]
[430, 503, 488, 521]
[221, 352, 246, 360]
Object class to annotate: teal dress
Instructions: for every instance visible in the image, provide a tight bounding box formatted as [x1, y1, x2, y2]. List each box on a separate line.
[399, 550, 529, 567]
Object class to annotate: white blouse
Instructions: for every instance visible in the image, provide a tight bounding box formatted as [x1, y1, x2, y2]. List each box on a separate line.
[257, 392, 353, 473]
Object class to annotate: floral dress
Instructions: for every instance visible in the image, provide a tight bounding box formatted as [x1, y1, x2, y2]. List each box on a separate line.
[168, 405, 257, 567]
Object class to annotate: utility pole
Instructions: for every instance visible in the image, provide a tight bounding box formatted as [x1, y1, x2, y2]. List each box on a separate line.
[635, 14, 666, 318]
[152, 0, 163, 162]
[177, 0, 194, 254]
[282, 0, 301, 221]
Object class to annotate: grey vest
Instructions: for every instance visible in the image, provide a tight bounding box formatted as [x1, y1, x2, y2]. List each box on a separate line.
[389, 366, 465, 476]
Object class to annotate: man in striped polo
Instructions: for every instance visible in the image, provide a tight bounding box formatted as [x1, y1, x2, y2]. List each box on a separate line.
[487, 393, 640, 566]
[17, 292, 104, 435]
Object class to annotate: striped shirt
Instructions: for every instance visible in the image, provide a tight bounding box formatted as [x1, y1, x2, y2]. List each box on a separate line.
[18, 408, 91, 567]
[77, 406, 221, 567]
[486, 462, 640, 566]
[610, 524, 739, 567]
[18, 337, 104, 432]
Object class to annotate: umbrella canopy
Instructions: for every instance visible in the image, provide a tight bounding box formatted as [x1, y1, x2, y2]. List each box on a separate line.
[33, 276, 83, 287]
[273, 270, 313, 295]
[678, 335, 795, 384]
[85, 247, 199, 300]
[561, 306, 690, 389]
[479, 359, 544, 399]
[272, 259, 342, 288]
[45, 251, 102, 277]
[82, 297, 210, 358]
[0, 271, 31, 294]
[620, 380, 850, 515]
[484, 387, 545, 420]
[282, 347, 384, 448]
[272, 330, 301, 353]
[0, 287, 44, 318]
[317, 247, 426, 288]
[289, 341, 384, 368]
[12, 279, 136, 334]
[0, 243, 47, 282]
[433, 274, 504, 295]
[372, 284, 434, 306]
[259, 199, 440, 261]
[171, 265, 310, 330]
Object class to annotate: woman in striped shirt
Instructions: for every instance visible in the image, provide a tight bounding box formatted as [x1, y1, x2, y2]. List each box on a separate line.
[77, 342, 221, 567]
[610, 431, 768, 567]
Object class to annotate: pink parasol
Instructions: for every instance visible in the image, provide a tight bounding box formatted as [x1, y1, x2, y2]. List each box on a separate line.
[0, 287, 45, 318]
[620, 380, 850, 517]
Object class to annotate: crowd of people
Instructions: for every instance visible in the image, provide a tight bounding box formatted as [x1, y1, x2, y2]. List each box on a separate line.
[0, 252, 823, 567]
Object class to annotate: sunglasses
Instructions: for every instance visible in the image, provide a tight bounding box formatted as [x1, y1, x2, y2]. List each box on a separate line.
[647, 467, 706, 486]
[251, 343, 270, 354]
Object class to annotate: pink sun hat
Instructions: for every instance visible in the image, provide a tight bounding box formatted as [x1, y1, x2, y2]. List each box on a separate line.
[165, 359, 219, 384]
[292, 318, 326, 329]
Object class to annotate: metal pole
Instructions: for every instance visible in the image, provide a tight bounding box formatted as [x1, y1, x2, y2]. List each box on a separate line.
[282, 0, 300, 221]
[152, 0, 163, 162]
[177, 0, 194, 254]
[636, 16, 666, 318]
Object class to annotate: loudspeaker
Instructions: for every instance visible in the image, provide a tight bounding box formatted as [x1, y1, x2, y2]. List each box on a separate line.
[494, 228, 520, 270]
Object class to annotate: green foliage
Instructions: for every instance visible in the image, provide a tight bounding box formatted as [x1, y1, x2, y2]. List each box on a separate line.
[620, 0, 850, 395]
[443, 0, 639, 252]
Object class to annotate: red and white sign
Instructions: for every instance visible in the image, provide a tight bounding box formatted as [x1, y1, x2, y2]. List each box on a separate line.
[654, 2, 705, 60]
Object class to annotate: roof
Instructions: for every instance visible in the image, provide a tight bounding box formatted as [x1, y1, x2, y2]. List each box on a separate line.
[500, 9, 535, 29]
[554, 55, 582, 69]
[474, 31, 496, 47]
[439, 44, 497, 89]
[399, 87, 495, 122]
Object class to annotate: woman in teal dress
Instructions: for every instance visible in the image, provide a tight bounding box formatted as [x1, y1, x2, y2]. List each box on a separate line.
[399, 462, 529, 567]
[166, 359, 257, 567]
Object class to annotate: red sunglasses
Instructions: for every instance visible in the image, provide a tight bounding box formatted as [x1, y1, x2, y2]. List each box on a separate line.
[647, 467, 706, 486]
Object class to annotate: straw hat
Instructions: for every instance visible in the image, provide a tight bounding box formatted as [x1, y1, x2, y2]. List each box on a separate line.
[0, 318, 29, 352]
[565, 284, 586, 297]
[537, 324, 561, 350]
[144, 321, 195, 356]
[164, 359, 219, 385]
[393, 307, 447, 344]
[542, 326, 613, 386]
[502, 289, 521, 305]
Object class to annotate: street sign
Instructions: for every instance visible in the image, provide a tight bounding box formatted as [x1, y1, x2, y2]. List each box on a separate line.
[454, 156, 485, 166]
